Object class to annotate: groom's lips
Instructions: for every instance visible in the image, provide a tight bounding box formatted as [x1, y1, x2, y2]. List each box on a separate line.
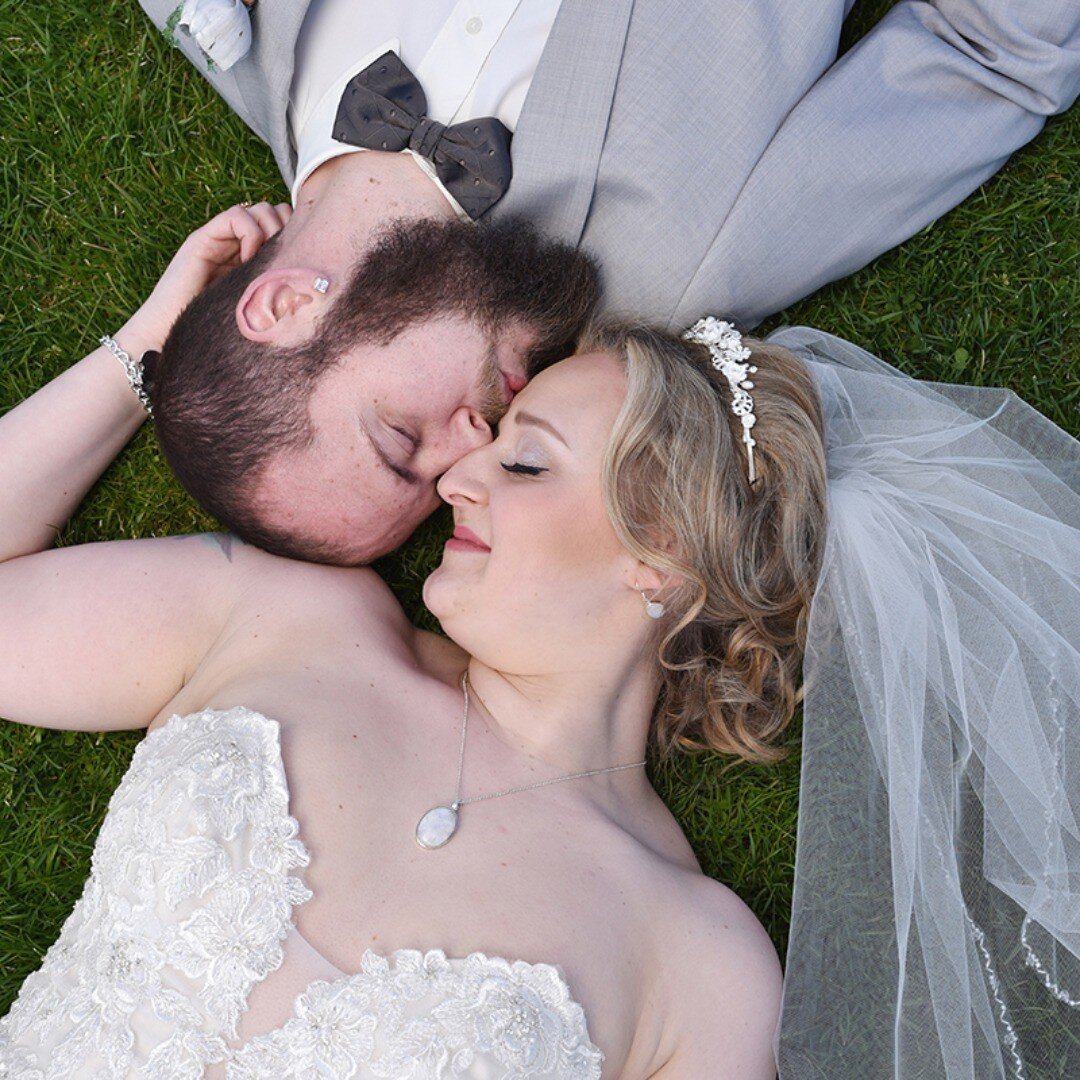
[502, 369, 528, 397]
[446, 525, 491, 553]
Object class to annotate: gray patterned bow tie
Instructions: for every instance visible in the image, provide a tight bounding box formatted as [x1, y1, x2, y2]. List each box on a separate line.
[333, 51, 513, 220]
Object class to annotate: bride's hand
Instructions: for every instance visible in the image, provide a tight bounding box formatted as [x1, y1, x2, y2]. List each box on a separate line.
[122, 201, 292, 352]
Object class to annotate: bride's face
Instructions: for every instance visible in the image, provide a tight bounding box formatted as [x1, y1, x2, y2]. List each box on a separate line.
[423, 352, 646, 671]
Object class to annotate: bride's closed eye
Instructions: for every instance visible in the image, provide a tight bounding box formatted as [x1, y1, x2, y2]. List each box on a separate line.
[500, 461, 548, 476]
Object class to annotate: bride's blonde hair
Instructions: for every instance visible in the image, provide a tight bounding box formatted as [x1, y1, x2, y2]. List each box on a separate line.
[581, 321, 828, 763]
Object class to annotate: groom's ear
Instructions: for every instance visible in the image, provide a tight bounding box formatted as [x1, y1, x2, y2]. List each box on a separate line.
[235, 268, 327, 345]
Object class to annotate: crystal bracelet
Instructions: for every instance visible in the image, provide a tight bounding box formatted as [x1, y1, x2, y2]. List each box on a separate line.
[99, 334, 153, 417]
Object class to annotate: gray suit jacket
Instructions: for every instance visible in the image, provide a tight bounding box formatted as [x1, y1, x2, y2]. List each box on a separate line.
[138, 0, 1079, 328]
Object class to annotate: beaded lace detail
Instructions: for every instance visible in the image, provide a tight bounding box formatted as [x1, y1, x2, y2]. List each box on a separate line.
[0, 708, 603, 1079]
[228, 949, 602, 1079]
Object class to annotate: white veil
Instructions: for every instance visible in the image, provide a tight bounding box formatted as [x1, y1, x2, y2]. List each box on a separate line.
[768, 328, 1079, 1078]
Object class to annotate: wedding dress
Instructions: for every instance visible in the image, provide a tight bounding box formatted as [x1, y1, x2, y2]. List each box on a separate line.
[0, 708, 604, 1079]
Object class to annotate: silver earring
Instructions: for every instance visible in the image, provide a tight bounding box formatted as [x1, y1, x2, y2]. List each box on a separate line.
[313, 276, 329, 294]
[641, 591, 665, 619]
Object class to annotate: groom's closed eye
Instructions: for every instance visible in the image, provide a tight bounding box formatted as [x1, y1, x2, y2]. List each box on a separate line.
[364, 425, 420, 485]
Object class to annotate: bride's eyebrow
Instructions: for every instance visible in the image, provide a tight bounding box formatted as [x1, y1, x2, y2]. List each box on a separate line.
[511, 410, 569, 448]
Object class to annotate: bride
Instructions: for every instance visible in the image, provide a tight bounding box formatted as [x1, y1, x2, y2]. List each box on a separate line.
[0, 211, 829, 1077]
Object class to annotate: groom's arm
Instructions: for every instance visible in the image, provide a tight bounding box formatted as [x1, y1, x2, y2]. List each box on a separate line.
[137, 0, 305, 186]
[672, 0, 1080, 330]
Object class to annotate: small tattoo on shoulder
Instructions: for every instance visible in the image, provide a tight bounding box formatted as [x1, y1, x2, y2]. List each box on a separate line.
[197, 533, 240, 562]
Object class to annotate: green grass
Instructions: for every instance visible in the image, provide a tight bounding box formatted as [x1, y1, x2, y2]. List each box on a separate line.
[0, 0, 1076, 1059]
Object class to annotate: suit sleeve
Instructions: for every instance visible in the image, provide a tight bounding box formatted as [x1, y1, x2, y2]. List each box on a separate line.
[672, 0, 1080, 330]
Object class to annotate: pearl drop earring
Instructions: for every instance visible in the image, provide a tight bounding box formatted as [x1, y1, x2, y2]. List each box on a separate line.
[641, 591, 665, 619]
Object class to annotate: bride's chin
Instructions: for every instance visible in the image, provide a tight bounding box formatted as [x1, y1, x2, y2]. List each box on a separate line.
[421, 563, 456, 619]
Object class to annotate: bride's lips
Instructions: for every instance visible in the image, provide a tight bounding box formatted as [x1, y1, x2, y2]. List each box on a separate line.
[445, 525, 491, 553]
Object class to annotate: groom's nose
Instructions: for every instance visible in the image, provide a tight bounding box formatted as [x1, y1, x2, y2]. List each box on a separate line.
[428, 407, 493, 475]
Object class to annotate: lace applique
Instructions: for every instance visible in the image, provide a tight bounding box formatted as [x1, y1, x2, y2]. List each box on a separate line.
[0, 709, 310, 1077]
[0, 709, 604, 1079]
[227, 949, 603, 1079]
[165, 868, 310, 1036]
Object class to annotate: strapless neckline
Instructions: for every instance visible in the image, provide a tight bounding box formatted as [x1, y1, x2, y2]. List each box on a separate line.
[2, 705, 604, 1078]
[165, 706, 601, 1037]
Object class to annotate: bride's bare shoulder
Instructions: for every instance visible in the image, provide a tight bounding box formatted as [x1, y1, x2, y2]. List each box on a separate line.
[639, 860, 782, 1078]
[221, 536, 413, 641]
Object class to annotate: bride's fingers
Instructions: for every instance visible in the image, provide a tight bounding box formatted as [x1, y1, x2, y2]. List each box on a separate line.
[193, 204, 263, 258]
[244, 200, 279, 235]
[236, 201, 292, 257]
[230, 204, 271, 263]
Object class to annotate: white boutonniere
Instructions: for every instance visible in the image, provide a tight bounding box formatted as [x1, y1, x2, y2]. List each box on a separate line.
[174, 0, 254, 73]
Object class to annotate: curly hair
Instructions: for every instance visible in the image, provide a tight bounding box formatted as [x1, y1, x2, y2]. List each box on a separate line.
[581, 321, 828, 763]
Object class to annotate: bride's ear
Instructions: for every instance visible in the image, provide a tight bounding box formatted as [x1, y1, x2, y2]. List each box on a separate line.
[235, 268, 329, 344]
[627, 561, 680, 600]
[631, 567, 665, 595]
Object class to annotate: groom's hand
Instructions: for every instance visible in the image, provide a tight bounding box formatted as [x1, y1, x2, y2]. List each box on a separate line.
[121, 202, 292, 356]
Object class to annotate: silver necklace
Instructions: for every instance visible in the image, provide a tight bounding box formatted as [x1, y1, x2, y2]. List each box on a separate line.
[414, 672, 648, 850]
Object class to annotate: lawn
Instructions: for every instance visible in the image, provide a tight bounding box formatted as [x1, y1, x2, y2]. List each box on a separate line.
[0, 0, 1076, 1041]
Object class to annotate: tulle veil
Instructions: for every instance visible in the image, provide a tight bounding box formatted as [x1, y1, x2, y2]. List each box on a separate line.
[767, 328, 1079, 1078]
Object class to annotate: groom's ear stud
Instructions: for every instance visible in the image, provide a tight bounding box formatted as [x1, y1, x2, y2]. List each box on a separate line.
[313, 277, 330, 294]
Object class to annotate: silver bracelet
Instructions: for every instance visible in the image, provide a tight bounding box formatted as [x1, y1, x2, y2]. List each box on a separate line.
[99, 334, 153, 417]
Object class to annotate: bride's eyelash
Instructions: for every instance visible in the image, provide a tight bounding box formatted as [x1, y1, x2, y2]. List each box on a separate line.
[500, 462, 548, 477]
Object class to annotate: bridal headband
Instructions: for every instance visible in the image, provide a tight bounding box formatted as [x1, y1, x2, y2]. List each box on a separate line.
[683, 316, 758, 482]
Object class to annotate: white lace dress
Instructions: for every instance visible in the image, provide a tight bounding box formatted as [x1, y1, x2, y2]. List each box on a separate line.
[0, 709, 604, 1078]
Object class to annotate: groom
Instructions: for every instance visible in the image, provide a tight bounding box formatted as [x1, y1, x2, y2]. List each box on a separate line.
[142, 0, 1079, 326]
[136, 0, 1079, 566]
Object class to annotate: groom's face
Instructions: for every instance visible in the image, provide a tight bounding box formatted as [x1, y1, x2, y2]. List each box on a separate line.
[250, 313, 537, 563]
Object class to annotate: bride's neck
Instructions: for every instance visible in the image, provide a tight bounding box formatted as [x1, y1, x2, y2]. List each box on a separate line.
[462, 658, 657, 784]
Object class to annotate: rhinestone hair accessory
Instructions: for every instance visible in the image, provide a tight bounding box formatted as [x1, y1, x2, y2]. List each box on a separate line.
[682, 316, 758, 482]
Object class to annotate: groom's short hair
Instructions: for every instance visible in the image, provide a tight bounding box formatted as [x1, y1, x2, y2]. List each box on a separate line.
[148, 218, 598, 557]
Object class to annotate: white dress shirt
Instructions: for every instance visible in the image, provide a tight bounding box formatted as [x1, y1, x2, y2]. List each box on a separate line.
[288, 0, 562, 215]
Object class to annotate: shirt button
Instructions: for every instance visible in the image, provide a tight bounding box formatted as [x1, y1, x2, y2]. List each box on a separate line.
[465, 16, 483, 34]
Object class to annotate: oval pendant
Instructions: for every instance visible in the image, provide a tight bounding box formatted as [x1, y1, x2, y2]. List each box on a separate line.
[415, 805, 459, 849]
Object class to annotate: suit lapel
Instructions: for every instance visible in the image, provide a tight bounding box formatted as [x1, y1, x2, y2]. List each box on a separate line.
[493, 0, 635, 244]
[234, 0, 312, 183]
